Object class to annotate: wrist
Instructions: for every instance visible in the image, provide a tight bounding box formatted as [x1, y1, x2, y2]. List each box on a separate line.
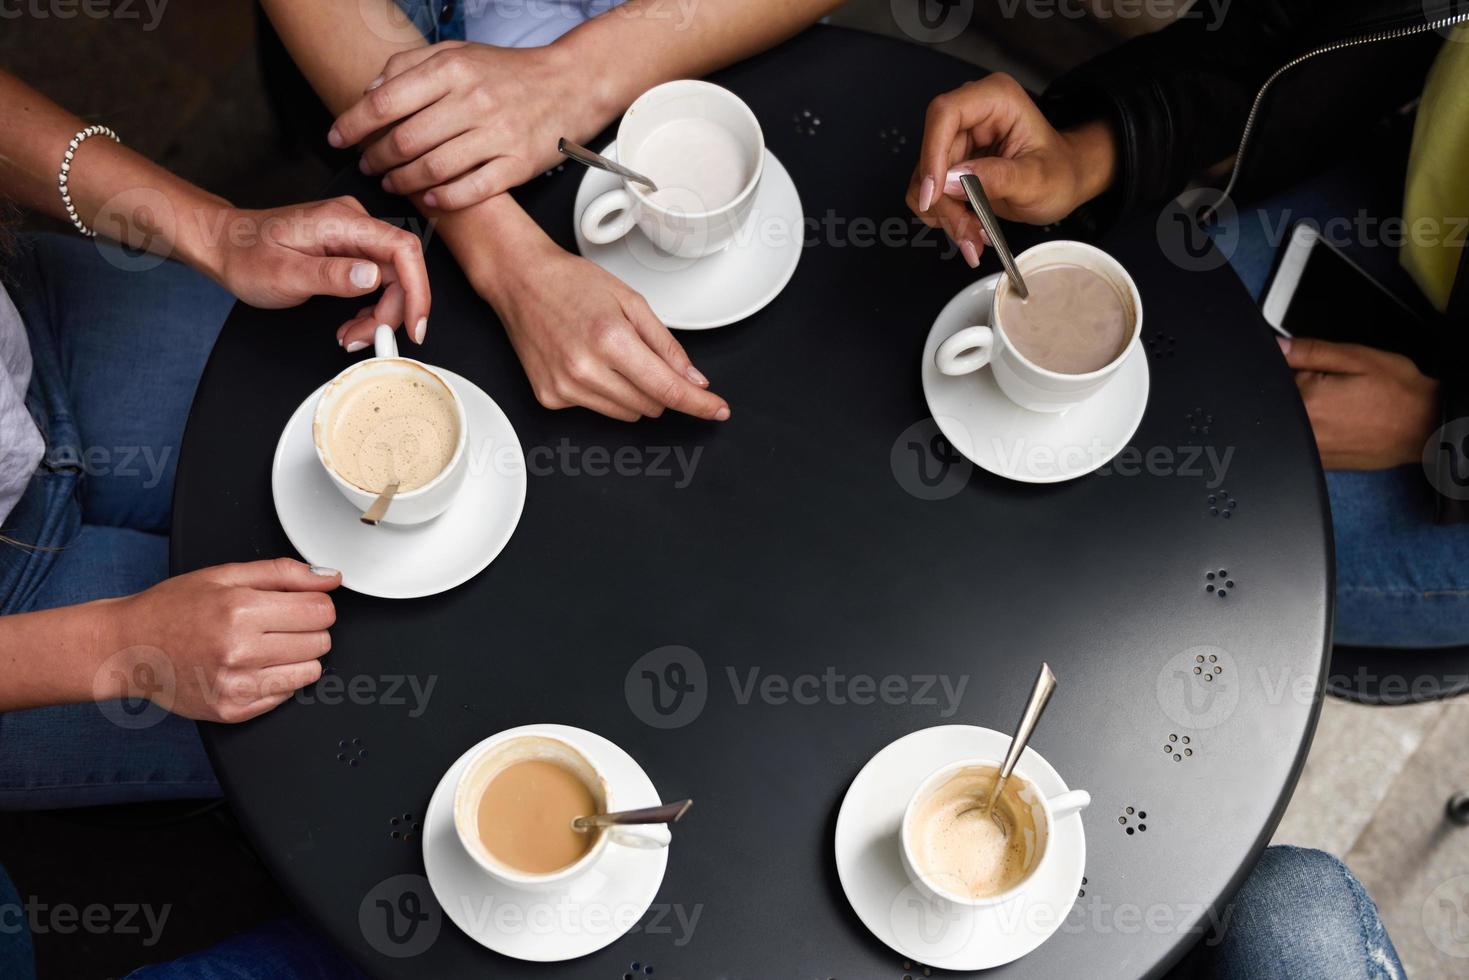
[549, 29, 629, 133]
[1061, 119, 1119, 210]
[172, 193, 236, 286]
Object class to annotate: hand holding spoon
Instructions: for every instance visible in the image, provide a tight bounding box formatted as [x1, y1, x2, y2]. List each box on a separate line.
[572, 799, 692, 832]
[958, 662, 1056, 834]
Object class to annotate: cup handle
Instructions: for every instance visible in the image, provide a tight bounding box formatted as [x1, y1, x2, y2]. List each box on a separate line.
[1047, 789, 1091, 821]
[580, 188, 637, 245]
[935, 325, 995, 376]
[606, 824, 672, 850]
[373, 323, 398, 359]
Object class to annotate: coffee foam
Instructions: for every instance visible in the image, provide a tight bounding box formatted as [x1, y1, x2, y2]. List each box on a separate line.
[322, 365, 458, 493]
[908, 767, 1043, 900]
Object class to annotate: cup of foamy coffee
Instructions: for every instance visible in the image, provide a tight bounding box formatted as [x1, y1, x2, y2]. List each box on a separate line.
[935, 240, 1142, 413]
[312, 324, 467, 525]
[453, 734, 670, 890]
[900, 759, 1089, 907]
[579, 79, 764, 259]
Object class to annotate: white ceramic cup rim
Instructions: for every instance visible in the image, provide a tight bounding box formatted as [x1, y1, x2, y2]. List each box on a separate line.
[620, 79, 765, 220]
[901, 757, 1057, 908]
[310, 353, 468, 501]
[452, 734, 612, 887]
[989, 240, 1142, 382]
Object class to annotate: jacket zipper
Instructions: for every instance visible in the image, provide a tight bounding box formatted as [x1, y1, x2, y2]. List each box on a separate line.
[1204, 11, 1469, 221]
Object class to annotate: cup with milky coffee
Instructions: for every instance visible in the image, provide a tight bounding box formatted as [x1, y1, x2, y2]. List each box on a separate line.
[935, 240, 1143, 412]
[312, 324, 468, 525]
[579, 79, 764, 259]
[454, 734, 670, 890]
[900, 758, 1089, 907]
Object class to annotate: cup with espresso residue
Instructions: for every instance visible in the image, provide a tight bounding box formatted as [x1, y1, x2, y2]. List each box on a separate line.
[935, 240, 1143, 413]
[578, 79, 764, 259]
[453, 734, 671, 890]
[312, 324, 468, 525]
[900, 758, 1089, 907]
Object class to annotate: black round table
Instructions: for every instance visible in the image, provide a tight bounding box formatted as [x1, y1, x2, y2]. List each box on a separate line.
[173, 26, 1332, 979]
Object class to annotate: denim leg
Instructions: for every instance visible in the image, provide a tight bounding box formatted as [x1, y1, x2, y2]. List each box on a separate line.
[0, 863, 36, 980]
[1328, 467, 1469, 647]
[9, 234, 233, 534]
[1179, 846, 1404, 980]
[121, 918, 364, 980]
[0, 524, 219, 810]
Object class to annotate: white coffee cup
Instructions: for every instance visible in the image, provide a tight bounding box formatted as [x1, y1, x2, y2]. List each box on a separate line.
[452, 733, 670, 891]
[900, 758, 1090, 908]
[934, 240, 1142, 413]
[311, 324, 468, 525]
[578, 79, 764, 259]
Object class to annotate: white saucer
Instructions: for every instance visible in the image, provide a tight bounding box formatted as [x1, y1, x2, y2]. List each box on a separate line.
[921, 274, 1150, 483]
[422, 724, 669, 962]
[834, 725, 1086, 971]
[572, 142, 803, 330]
[270, 370, 526, 599]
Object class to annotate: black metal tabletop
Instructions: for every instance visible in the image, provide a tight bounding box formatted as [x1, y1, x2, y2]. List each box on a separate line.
[172, 25, 1332, 979]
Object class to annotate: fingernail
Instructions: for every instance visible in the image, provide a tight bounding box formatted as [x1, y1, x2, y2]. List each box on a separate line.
[919, 175, 935, 212]
[358, 157, 372, 175]
[327, 126, 344, 149]
[686, 365, 709, 386]
[423, 191, 438, 209]
[309, 565, 340, 576]
[336, 332, 345, 347]
[345, 340, 368, 353]
[350, 262, 378, 288]
[944, 167, 971, 195]
[380, 177, 393, 193]
[365, 75, 384, 91]
[961, 239, 980, 269]
[1276, 336, 1292, 355]
[714, 406, 731, 421]
[414, 317, 427, 344]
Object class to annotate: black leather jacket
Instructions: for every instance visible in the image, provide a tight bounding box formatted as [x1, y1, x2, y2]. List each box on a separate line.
[1043, 0, 1469, 520]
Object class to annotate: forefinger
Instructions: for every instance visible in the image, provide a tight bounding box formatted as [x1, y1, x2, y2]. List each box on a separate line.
[329, 65, 451, 149]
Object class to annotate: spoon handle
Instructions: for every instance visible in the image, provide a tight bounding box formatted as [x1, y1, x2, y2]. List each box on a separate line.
[558, 137, 659, 191]
[572, 799, 692, 830]
[996, 662, 1056, 786]
[959, 173, 1028, 300]
[360, 481, 400, 526]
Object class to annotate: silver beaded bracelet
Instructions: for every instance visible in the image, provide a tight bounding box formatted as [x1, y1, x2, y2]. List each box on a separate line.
[58, 124, 120, 238]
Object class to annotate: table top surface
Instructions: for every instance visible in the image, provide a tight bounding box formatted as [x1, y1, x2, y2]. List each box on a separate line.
[172, 26, 1332, 979]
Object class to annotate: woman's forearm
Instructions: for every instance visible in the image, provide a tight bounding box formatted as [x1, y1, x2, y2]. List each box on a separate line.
[0, 70, 232, 279]
[0, 598, 127, 713]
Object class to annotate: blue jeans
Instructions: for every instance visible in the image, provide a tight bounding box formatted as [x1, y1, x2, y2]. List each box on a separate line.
[0, 234, 232, 809]
[1211, 152, 1469, 649]
[1171, 846, 1403, 979]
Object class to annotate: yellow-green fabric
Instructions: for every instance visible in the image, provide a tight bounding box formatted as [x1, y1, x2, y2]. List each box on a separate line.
[1402, 27, 1469, 312]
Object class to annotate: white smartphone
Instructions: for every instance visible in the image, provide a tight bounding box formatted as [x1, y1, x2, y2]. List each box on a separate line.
[1260, 222, 1424, 349]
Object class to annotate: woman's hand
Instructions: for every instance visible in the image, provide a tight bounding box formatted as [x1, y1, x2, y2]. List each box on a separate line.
[330, 42, 594, 211]
[101, 559, 342, 724]
[477, 241, 729, 422]
[907, 73, 1117, 266]
[209, 197, 431, 347]
[1280, 337, 1441, 469]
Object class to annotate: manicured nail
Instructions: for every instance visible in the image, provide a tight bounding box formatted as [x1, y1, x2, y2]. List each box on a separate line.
[350, 262, 378, 289]
[944, 167, 971, 196]
[345, 340, 368, 353]
[714, 406, 731, 421]
[919, 175, 935, 212]
[365, 75, 384, 91]
[309, 565, 340, 576]
[423, 190, 438, 209]
[960, 239, 980, 268]
[1276, 336, 1292, 356]
[686, 365, 709, 386]
[327, 126, 344, 149]
[414, 317, 427, 344]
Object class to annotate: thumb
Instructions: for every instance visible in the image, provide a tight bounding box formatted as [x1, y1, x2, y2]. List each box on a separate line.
[942, 155, 1023, 203]
[288, 255, 386, 301]
[1279, 336, 1370, 374]
[211, 558, 342, 592]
